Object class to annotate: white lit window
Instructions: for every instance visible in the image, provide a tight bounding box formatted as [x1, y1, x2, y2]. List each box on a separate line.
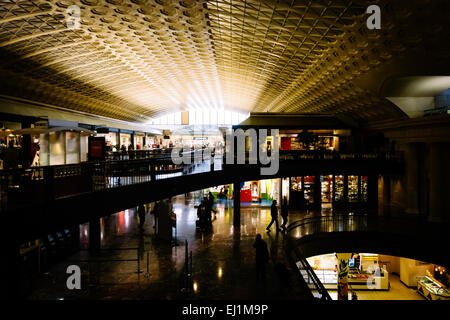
[196, 109, 202, 124]
[210, 109, 218, 125]
[160, 115, 168, 125]
[203, 108, 210, 125]
[189, 110, 196, 125]
[167, 113, 174, 124]
[224, 110, 231, 124]
[217, 109, 225, 124]
[231, 112, 239, 124]
[175, 112, 181, 125]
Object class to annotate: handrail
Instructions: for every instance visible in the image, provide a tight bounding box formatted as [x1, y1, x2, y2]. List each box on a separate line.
[290, 244, 332, 301]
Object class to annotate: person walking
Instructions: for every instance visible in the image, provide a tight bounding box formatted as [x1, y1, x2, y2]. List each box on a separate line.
[266, 200, 280, 232]
[151, 201, 160, 232]
[137, 205, 146, 231]
[253, 234, 269, 280]
[281, 197, 289, 231]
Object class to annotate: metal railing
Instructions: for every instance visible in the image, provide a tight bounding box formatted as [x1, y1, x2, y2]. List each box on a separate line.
[0, 148, 212, 210]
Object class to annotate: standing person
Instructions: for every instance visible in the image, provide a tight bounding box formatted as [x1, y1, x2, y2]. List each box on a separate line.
[281, 197, 289, 231]
[151, 201, 160, 232]
[208, 191, 216, 216]
[138, 205, 146, 231]
[253, 234, 269, 280]
[266, 200, 280, 232]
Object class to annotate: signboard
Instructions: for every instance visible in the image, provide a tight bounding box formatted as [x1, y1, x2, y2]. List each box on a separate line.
[88, 136, 106, 161]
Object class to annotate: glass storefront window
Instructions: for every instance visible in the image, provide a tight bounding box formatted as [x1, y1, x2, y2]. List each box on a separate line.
[291, 177, 302, 191]
[348, 175, 359, 202]
[361, 176, 368, 202]
[335, 175, 344, 202]
[304, 176, 315, 204]
[321, 175, 333, 203]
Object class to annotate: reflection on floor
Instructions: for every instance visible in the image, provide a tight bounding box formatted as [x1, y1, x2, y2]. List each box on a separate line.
[324, 274, 425, 300]
[28, 191, 314, 300]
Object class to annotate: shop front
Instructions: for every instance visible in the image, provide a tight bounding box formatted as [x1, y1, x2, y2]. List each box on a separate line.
[305, 253, 389, 291]
[288, 175, 370, 209]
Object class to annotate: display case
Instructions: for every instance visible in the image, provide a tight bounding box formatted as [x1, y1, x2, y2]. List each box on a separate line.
[304, 176, 315, 204]
[348, 175, 359, 202]
[321, 175, 333, 203]
[417, 274, 450, 300]
[334, 175, 344, 202]
[361, 176, 368, 202]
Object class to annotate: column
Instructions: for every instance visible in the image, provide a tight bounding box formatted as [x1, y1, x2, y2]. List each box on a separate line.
[367, 174, 378, 210]
[314, 175, 321, 208]
[343, 175, 349, 203]
[233, 182, 241, 228]
[89, 218, 101, 255]
[336, 253, 352, 300]
[404, 143, 420, 214]
[378, 175, 391, 216]
[428, 143, 443, 222]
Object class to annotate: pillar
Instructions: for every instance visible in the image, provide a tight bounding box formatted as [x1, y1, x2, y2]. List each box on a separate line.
[378, 175, 391, 216]
[367, 174, 378, 210]
[314, 175, 321, 208]
[343, 175, 349, 203]
[233, 182, 241, 228]
[89, 218, 101, 255]
[336, 253, 352, 300]
[428, 143, 444, 222]
[404, 143, 421, 214]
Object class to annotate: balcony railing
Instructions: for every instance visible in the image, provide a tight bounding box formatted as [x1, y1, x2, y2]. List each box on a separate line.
[0, 148, 212, 210]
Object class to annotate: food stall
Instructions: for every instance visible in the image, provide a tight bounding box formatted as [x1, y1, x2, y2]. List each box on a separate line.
[417, 271, 450, 300]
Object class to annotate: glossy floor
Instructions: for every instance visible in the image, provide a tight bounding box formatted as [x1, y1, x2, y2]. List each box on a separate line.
[28, 191, 312, 300]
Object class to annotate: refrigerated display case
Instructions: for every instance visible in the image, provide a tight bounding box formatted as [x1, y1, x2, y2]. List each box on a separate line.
[417, 273, 450, 300]
[348, 175, 359, 202]
[335, 175, 344, 202]
[304, 176, 315, 205]
[321, 175, 333, 203]
[361, 176, 368, 202]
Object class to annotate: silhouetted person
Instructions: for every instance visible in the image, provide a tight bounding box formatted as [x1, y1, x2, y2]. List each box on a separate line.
[253, 234, 269, 280]
[151, 201, 160, 232]
[138, 205, 146, 230]
[208, 191, 216, 217]
[281, 197, 289, 231]
[266, 200, 280, 232]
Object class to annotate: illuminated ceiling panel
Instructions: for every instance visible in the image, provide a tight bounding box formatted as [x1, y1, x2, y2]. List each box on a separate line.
[0, 0, 449, 123]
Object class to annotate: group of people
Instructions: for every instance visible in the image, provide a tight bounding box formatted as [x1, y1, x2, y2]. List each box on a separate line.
[196, 191, 216, 229]
[253, 197, 290, 280]
[266, 197, 289, 233]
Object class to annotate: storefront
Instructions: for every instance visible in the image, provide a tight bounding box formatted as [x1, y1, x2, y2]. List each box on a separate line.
[96, 129, 119, 151]
[134, 132, 145, 149]
[119, 132, 132, 149]
[289, 175, 370, 209]
[305, 253, 389, 290]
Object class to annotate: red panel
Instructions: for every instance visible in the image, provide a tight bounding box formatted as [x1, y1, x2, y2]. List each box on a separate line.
[240, 189, 252, 202]
[281, 137, 291, 150]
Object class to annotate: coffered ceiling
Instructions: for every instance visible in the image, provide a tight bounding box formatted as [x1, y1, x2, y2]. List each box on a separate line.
[0, 0, 449, 123]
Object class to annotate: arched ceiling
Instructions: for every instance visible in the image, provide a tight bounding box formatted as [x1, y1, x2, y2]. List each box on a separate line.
[0, 0, 449, 123]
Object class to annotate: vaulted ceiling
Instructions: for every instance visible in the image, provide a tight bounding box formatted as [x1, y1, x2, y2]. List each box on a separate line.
[0, 0, 449, 124]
